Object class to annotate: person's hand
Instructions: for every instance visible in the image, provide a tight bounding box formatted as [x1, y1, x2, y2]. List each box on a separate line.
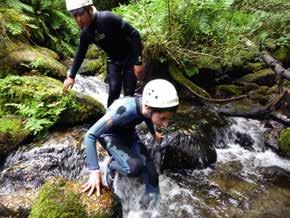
[134, 65, 144, 81]
[82, 170, 102, 197]
[63, 77, 75, 91]
[153, 131, 164, 143]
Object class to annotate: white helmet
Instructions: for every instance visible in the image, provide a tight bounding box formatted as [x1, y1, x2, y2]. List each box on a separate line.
[143, 79, 179, 108]
[66, 0, 93, 11]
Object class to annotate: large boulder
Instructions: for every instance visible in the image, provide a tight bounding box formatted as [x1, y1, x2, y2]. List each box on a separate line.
[0, 42, 66, 79]
[140, 106, 227, 171]
[0, 75, 104, 137]
[29, 178, 122, 218]
[278, 128, 290, 157]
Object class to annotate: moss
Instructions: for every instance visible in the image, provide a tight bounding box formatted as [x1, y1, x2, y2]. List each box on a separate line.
[0, 75, 104, 136]
[169, 64, 211, 98]
[58, 93, 105, 126]
[278, 128, 290, 157]
[29, 178, 121, 218]
[0, 42, 66, 79]
[238, 68, 276, 86]
[29, 178, 88, 218]
[244, 62, 265, 72]
[0, 115, 30, 157]
[216, 85, 243, 97]
[273, 47, 290, 66]
[79, 59, 106, 76]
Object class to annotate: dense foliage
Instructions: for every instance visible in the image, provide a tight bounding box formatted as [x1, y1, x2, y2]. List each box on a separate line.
[0, 0, 79, 56]
[0, 75, 77, 136]
[115, 0, 290, 70]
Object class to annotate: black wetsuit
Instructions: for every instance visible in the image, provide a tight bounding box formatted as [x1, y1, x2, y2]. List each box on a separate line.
[69, 11, 142, 107]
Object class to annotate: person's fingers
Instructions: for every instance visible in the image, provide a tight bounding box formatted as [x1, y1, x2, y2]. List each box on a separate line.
[82, 184, 91, 193]
[88, 185, 95, 196]
[82, 182, 89, 189]
[96, 184, 101, 196]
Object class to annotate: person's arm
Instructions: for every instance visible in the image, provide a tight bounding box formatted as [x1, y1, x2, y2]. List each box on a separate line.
[63, 31, 90, 91]
[145, 118, 163, 143]
[82, 112, 113, 197]
[85, 113, 114, 170]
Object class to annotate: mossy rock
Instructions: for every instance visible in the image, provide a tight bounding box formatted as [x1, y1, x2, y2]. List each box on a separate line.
[78, 59, 106, 76]
[0, 42, 66, 79]
[273, 47, 290, 67]
[216, 84, 243, 97]
[244, 62, 265, 73]
[0, 115, 30, 158]
[238, 68, 276, 86]
[0, 75, 104, 136]
[29, 178, 122, 218]
[278, 128, 290, 157]
[85, 45, 105, 60]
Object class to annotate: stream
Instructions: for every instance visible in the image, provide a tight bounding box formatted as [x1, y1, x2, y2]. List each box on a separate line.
[0, 75, 290, 217]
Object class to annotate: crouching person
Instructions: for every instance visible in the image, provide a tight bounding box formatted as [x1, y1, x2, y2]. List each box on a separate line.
[82, 79, 179, 205]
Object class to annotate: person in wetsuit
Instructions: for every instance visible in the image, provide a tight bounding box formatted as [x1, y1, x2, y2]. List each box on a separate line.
[82, 79, 179, 204]
[64, 0, 143, 107]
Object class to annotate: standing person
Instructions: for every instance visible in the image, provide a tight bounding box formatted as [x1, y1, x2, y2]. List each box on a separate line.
[82, 79, 179, 204]
[64, 0, 144, 107]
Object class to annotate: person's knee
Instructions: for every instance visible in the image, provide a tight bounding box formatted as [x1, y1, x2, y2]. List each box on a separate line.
[127, 158, 144, 177]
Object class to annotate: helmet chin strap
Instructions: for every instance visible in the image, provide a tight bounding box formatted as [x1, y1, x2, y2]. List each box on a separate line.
[142, 104, 152, 118]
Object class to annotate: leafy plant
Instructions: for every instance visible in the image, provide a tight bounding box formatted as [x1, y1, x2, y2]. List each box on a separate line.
[0, 75, 77, 137]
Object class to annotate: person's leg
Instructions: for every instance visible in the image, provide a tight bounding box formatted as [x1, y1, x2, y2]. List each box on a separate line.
[99, 134, 144, 177]
[107, 60, 122, 107]
[122, 63, 137, 97]
[131, 139, 160, 194]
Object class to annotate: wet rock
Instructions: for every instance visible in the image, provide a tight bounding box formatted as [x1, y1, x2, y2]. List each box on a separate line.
[264, 120, 285, 152]
[141, 107, 227, 171]
[0, 127, 88, 193]
[0, 190, 37, 218]
[235, 132, 255, 151]
[29, 178, 122, 218]
[257, 166, 290, 188]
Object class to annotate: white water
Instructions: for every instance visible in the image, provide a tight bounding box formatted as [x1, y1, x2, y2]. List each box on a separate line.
[217, 118, 290, 172]
[72, 74, 109, 107]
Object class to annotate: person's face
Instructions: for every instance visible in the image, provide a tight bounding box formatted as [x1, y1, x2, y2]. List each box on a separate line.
[151, 111, 174, 128]
[71, 8, 92, 29]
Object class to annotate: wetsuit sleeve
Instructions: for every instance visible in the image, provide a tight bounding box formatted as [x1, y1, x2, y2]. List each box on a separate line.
[121, 20, 143, 65]
[69, 31, 90, 79]
[85, 103, 133, 170]
[85, 112, 114, 170]
[145, 118, 156, 136]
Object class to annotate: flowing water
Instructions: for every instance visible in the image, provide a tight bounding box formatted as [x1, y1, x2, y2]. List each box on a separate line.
[1, 75, 290, 217]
